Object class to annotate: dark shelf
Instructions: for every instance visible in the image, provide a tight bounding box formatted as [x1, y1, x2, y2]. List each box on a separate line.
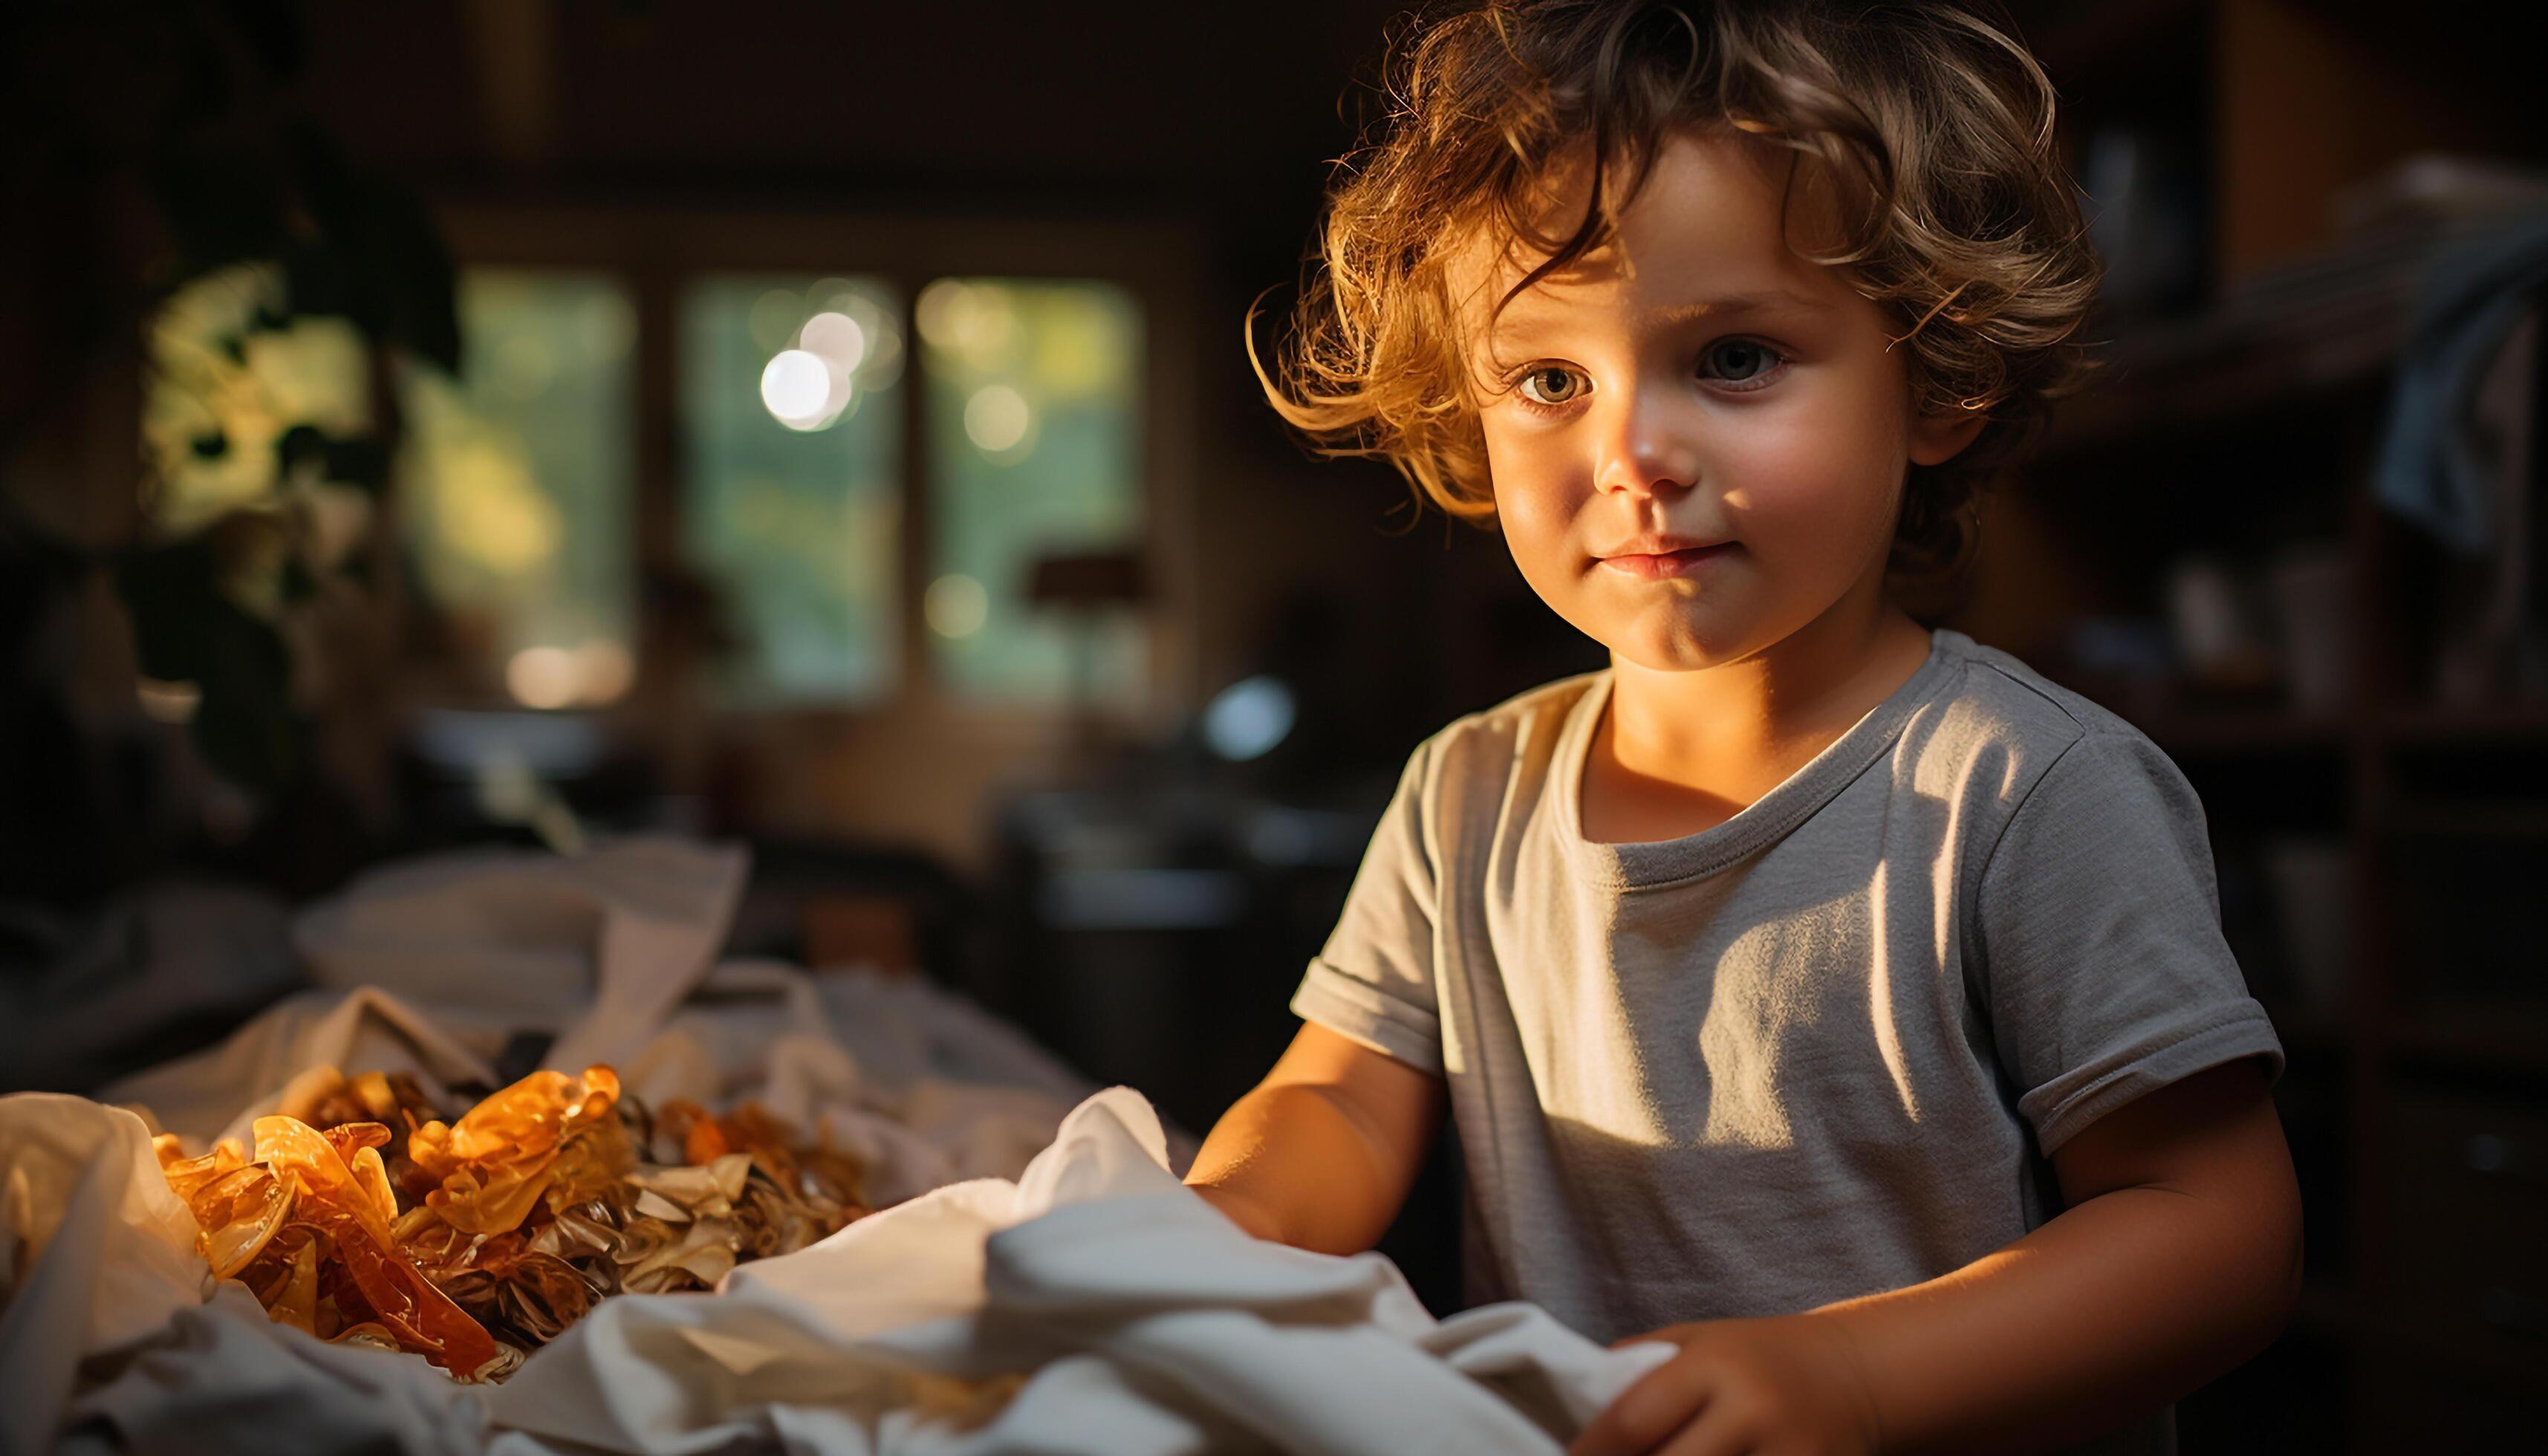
[2257, 1001, 2350, 1063]
[2137, 710, 2350, 757]
[2381, 706, 2548, 747]
[2041, 293, 2402, 459]
[2018, 0, 2203, 83]
[2387, 1012, 2548, 1082]
[2289, 1278, 2359, 1342]
[2382, 801, 2548, 840]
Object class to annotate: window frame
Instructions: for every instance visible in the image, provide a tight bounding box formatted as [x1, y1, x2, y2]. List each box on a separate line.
[426, 201, 1204, 735]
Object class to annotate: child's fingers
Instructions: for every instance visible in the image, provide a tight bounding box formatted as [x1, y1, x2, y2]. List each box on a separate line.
[1652, 1397, 1756, 1456]
[1569, 1357, 1715, 1456]
[1608, 1324, 1700, 1353]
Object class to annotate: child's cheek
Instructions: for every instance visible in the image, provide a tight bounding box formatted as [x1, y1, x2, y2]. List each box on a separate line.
[1488, 454, 1588, 590]
[1720, 398, 1905, 574]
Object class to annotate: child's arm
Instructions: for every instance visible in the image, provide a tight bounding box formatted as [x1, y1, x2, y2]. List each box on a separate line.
[1184, 1022, 1446, 1254]
[1573, 1058, 2301, 1456]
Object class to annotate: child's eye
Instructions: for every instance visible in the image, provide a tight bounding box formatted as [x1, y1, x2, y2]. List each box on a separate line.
[1515, 366, 1588, 409]
[1700, 339, 1786, 390]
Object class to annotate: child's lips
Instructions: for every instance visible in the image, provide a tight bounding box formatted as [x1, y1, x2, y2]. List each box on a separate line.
[1594, 543, 1737, 580]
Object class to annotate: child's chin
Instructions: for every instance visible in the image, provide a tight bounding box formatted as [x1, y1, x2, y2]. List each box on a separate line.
[1601, 616, 1753, 674]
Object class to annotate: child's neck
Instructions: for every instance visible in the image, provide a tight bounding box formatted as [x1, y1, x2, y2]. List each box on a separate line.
[1584, 600, 1934, 844]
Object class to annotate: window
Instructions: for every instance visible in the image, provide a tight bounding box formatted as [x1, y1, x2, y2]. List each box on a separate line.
[917, 279, 1145, 703]
[680, 274, 906, 703]
[190, 222, 1164, 717]
[401, 270, 637, 708]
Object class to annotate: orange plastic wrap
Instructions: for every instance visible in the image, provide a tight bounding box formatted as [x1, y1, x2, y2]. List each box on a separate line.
[153, 1062, 871, 1377]
[250, 1116, 502, 1379]
[408, 1067, 627, 1236]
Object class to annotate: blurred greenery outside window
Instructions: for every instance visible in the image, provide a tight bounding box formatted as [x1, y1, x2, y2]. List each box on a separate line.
[400, 270, 637, 709]
[681, 275, 906, 704]
[153, 267, 1147, 714]
[917, 278, 1145, 703]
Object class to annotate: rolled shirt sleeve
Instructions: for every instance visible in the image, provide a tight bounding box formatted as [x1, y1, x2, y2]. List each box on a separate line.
[1974, 729, 2287, 1154]
[1290, 735, 1448, 1076]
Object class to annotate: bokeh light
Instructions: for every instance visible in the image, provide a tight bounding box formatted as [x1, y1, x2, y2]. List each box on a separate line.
[135, 677, 202, 725]
[924, 573, 990, 638]
[573, 640, 635, 703]
[759, 348, 834, 427]
[799, 311, 867, 374]
[963, 384, 1033, 455]
[917, 280, 1019, 371]
[1203, 675, 1298, 761]
[506, 645, 580, 709]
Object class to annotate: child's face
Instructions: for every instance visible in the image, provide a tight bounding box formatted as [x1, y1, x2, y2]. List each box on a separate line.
[1455, 129, 1977, 673]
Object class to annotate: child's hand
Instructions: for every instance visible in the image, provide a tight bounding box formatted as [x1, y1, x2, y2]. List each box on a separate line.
[1569, 1313, 1879, 1456]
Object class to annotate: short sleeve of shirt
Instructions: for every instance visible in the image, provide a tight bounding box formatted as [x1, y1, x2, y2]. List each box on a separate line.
[1290, 735, 1446, 1076]
[1975, 728, 2285, 1154]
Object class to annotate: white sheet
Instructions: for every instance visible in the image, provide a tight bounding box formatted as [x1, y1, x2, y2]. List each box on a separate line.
[16, 1089, 1668, 1455]
[0, 1097, 213, 1455]
[491, 1088, 1671, 1454]
[5, 838, 1671, 1452]
[290, 836, 750, 1074]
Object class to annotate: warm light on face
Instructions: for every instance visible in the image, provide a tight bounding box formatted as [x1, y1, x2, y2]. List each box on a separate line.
[1460, 130, 1931, 673]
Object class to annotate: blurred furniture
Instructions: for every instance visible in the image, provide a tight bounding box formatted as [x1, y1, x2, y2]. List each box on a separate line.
[726, 834, 985, 990]
[982, 753, 1469, 1318]
[1989, 4, 2548, 1447]
[1026, 548, 1152, 759]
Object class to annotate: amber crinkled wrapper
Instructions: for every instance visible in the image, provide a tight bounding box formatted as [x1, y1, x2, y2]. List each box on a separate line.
[157, 1064, 871, 1380]
[156, 1119, 503, 1379]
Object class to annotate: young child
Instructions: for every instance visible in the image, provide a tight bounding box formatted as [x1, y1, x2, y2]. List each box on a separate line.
[1186, 3, 2303, 1452]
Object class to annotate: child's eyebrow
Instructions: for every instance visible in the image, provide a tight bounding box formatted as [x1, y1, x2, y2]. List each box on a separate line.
[1652, 290, 1834, 322]
[1485, 287, 1833, 351]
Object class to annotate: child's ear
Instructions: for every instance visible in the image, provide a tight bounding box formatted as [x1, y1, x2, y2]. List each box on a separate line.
[1908, 409, 1987, 467]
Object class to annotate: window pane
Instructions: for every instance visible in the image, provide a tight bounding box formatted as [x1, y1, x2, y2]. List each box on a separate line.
[401, 270, 637, 709]
[681, 275, 905, 703]
[918, 279, 1143, 701]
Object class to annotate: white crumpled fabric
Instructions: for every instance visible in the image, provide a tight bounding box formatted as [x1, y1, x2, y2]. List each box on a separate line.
[289, 836, 750, 1075]
[7, 1088, 1668, 1455]
[0, 1097, 213, 1455]
[105, 987, 503, 1152]
[3, 837, 1671, 1451]
[493, 1087, 1674, 1455]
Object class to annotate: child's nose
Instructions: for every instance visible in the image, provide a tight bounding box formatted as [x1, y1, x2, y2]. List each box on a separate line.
[1592, 385, 1701, 500]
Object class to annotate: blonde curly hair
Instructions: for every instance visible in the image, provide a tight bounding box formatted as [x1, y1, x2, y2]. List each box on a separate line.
[1254, 0, 2102, 603]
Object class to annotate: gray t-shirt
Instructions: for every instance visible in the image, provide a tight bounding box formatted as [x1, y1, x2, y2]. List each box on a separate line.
[1292, 628, 2283, 1455]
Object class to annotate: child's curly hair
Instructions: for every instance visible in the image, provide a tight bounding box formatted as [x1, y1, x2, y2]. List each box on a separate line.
[1255, 0, 2102, 604]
